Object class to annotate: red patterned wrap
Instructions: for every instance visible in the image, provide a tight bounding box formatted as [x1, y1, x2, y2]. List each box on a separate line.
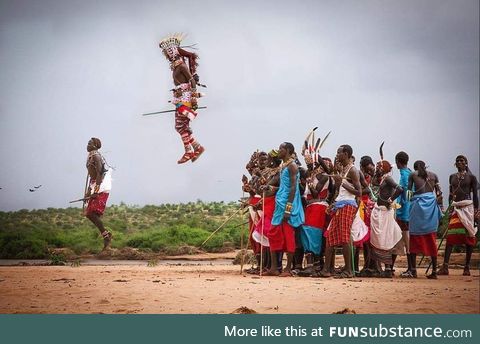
[325, 204, 357, 247]
[85, 193, 109, 216]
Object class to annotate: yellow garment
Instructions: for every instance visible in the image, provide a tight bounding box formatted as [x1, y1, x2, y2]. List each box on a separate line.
[359, 201, 365, 221]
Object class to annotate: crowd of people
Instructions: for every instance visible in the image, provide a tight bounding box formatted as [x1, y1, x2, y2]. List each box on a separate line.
[241, 142, 479, 279]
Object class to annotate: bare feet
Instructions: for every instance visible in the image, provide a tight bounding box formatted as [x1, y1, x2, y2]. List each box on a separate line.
[437, 264, 449, 276]
[102, 231, 113, 250]
[315, 270, 332, 278]
[334, 270, 353, 279]
[262, 270, 280, 276]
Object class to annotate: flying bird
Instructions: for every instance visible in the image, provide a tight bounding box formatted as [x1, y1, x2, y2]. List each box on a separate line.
[29, 184, 43, 192]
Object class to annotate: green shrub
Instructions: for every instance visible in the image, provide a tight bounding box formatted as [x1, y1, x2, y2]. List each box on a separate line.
[0, 202, 249, 257]
[0, 236, 47, 259]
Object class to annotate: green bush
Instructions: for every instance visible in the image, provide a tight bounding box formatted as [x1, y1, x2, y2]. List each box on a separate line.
[0, 236, 47, 259]
[0, 202, 247, 258]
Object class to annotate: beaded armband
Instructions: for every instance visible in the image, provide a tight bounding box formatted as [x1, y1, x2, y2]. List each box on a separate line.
[285, 202, 293, 214]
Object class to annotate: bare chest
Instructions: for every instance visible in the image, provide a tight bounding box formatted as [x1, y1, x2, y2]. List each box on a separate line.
[173, 67, 188, 85]
[451, 174, 472, 196]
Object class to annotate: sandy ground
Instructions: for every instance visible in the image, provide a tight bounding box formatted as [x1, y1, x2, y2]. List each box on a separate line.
[0, 255, 479, 314]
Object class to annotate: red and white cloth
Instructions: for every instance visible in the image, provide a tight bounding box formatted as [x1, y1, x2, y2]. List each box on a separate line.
[325, 204, 357, 247]
[351, 210, 370, 247]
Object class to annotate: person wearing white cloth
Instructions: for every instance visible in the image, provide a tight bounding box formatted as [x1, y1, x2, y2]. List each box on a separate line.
[438, 155, 479, 276]
[369, 160, 404, 278]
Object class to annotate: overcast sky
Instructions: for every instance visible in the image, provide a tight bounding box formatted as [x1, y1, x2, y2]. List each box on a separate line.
[0, 0, 478, 211]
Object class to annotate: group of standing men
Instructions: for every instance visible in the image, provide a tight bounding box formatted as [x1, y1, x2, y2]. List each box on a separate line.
[242, 142, 479, 279]
[81, 34, 479, 267]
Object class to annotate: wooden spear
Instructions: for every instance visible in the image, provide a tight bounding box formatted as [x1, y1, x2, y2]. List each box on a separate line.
[201, 206, 245, 247]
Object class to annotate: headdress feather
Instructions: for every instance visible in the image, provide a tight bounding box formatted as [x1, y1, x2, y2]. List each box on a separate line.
[379, 141, 385, 161]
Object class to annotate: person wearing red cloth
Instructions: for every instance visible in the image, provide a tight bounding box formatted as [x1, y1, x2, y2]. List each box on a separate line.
[84, 138, 112, 250]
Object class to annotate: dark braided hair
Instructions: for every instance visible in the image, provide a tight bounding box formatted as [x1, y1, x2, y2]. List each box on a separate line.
[455, 155, 471, 174]
[413, 160, 428, 180]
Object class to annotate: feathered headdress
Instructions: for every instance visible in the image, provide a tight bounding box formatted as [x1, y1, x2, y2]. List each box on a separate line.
[301, 128, 331, 170]
[159, 33, 184, 58]
[377, 141, 392, 174]
[159, 33, 199, 75]
[379, 141, 385, 161]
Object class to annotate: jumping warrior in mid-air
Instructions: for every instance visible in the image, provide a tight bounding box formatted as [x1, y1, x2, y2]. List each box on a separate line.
[159, 33, 205, 164]
[84, 137, 113, 250]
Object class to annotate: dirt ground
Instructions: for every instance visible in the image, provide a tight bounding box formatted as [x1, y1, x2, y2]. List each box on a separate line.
[0, 253, 479, 314]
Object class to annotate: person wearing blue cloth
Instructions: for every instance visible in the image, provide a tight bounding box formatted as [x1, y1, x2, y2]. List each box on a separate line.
[263, 142, 305, 277]
[408, 160, 443, 279]
[395, 151, 414, 277]
[298, 157, 332, 276]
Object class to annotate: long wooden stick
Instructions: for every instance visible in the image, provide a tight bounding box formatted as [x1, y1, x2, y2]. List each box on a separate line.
[142, 106, 207, 116]
[240, 192, 245, 274]
[351, 240, 355, 277]
[70, 196, 92, 204]
[201, 207, 244, 247]
[259, 191, 265, 277]
[240, 234, 245, 274]
[418, 202, 453, 268]
[82, 172, 89, 211]
[241, 217, 253, 273]
[231, 221, 249, 229]
[424, 203, 454, 274]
